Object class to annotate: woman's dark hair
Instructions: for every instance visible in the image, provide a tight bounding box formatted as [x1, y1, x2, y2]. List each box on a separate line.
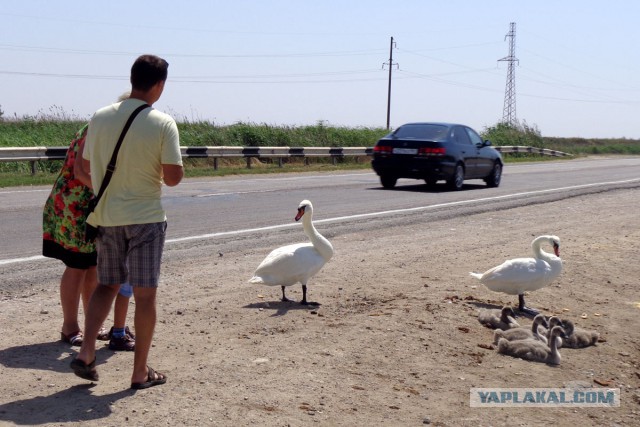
[130, 55, 169, 92]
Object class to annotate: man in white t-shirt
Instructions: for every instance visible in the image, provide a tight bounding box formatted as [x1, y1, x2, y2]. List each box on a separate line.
[71, 54, 183, 390]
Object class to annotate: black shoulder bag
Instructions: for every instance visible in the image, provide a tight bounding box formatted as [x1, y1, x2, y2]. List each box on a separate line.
[84, 103, 150, 242]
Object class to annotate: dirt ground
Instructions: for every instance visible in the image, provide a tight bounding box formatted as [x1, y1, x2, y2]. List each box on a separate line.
[0, 187, 639, 426]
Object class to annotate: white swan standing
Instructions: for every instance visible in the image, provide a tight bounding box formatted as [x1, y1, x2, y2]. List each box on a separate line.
[470, 235, 562, 316]
[249, 200, 334, 305]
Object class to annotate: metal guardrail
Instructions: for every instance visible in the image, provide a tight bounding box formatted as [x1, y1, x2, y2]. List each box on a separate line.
[0, 146, 375, 173]
[493, 146, 571, 157]
[0, 145, 570, 174]
[181, 146, 374, 169]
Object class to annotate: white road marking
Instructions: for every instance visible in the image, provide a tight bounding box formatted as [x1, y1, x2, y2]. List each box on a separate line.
[196, 189, 280, 198]
[170, 178, 640, 243]
[183, 172, 373, 186]
[0, 189, 50, 195]
[0, 255, 46, 266]
[2, 177, 638, 266]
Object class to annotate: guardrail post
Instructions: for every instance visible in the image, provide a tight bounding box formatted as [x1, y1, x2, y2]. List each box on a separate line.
[30, 161, 36, 175]
[246, 157, 252, 169]
[213, 157, 218, 170]
[278, 158, 283, 168]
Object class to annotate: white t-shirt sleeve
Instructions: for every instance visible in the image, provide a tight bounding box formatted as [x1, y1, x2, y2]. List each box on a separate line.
[161, 119, 183, 166]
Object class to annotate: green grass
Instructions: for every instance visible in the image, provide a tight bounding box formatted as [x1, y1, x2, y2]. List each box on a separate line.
[1, 113, 639, 188]
[0, 171, 62, 187]
[543, 137, 640, 155]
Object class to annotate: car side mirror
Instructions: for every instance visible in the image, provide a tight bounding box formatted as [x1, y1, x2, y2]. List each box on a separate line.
[483, 140, 492, 147]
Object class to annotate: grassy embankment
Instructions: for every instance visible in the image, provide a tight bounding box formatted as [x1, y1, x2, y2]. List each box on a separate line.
[1, 112, 638, 187]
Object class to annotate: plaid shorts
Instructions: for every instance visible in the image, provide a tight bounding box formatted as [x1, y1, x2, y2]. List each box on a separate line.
[96, 222, 167, 288]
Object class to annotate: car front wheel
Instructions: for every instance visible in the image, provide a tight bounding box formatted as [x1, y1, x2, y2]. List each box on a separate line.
[380, 175, 397, 189]
[485, 162, 502, 188]
[447, 164, 464, 191]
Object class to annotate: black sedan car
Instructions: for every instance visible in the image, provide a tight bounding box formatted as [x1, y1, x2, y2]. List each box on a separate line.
[371, 122, 503, 190]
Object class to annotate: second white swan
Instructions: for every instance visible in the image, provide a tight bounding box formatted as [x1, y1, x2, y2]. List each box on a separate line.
[470, 235, 563, 316]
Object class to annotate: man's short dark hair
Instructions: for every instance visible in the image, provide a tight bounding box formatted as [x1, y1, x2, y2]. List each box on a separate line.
[130, 55, 169, 92]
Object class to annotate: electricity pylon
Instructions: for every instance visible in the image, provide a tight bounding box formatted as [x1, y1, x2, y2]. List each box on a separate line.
[498, 22, 519, 127]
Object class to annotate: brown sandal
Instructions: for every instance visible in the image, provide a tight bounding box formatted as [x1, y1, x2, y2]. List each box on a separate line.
[131, 366, 167, 390]
[60, 330, 83, 346]
[70, 357, 99, 381]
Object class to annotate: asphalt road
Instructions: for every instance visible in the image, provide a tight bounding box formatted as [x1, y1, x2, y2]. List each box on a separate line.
[1, 156, 639, 276]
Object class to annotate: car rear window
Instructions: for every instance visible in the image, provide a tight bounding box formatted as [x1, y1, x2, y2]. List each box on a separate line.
[392, 124, 448, 141]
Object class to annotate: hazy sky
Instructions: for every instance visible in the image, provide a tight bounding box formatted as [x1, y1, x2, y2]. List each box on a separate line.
[1, 1, 639, 138]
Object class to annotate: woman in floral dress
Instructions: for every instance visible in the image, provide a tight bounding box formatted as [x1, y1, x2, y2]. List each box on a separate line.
[43, 124, 97, 346]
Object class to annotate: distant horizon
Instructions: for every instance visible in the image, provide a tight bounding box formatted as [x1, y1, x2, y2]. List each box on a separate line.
[2, 110, 637, 142]
[2, 1, 639, 139]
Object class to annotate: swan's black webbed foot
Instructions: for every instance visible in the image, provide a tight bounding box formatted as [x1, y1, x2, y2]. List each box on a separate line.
[518, 294, 539, 317]
[519, 306, 540, 317]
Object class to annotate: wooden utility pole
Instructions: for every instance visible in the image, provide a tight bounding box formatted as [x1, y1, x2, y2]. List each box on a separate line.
[385, 36, 395, 130]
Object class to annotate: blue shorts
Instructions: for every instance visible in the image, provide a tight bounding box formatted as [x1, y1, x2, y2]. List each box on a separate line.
[96, 222, 167, 288]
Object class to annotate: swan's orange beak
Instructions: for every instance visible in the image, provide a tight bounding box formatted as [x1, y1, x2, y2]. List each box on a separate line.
[553, 242, 560, 257]
[295, 206, 305, 221]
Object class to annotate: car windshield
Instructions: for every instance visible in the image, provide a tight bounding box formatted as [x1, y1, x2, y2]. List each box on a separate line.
[391, 124, 449, 141]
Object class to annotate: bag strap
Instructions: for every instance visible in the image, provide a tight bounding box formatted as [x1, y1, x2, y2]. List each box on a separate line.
[91, 103, 150, 208]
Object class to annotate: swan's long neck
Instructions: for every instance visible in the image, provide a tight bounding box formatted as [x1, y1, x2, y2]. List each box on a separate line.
[549, 328, 561, 359]
[532, 317, 545, 336]
[303, 211, 334, 261]
[532, 236, 559, 264]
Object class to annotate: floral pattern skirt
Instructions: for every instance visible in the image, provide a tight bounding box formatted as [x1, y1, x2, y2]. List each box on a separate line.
[42, 126, 97, 269]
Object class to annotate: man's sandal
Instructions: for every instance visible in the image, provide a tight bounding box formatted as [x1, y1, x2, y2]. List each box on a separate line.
[131, 366, 167, 390]
[70, 357, 99, 381]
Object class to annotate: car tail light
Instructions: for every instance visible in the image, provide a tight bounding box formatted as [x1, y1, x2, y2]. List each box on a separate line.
[374, 145, 393, 154]
[418, 147, 446, 157]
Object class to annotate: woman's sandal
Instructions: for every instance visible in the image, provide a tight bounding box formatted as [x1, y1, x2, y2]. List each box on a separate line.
[70, 357, 99, 381]
[131, 366, 167, 390]
[60, 330, 83, 346]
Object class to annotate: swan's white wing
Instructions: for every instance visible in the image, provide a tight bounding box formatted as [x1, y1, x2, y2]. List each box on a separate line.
[254, 243, 306, 270]
[476, 257, 554, 294]
[251, 243, 326, 286]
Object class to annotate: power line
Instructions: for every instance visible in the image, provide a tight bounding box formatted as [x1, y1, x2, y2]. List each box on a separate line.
[0, 69, 387, 84]
[396, 69, 638, 105]
[0, 43, 385, 59]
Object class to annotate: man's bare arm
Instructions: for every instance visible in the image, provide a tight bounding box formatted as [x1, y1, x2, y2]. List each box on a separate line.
[162, 164, 184, 187]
